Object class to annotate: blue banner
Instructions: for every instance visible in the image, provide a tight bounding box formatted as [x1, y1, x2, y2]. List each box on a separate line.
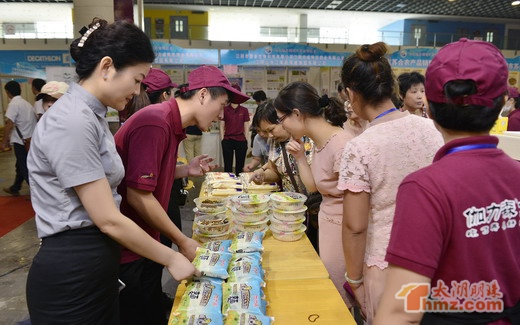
[388, 48, 438, 69]
[506, 57, 520, 72]
[0, 50, 71, 79]
[221, 43, 349, 67]
[152, 41, 219, 65]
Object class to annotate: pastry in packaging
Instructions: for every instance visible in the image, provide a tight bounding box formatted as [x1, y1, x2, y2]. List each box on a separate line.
[202, 240, 232, 253]
[193, 248, 232, 280]
[229, 231, 264, 253]
[175, 278, 223, 315]
[170, 311, 224, 325]
[224, 310, 274, 325]
[222, 280, 266, 316]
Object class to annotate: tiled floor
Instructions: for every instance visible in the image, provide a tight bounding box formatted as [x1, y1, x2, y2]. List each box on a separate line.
[0, 148, 205, 324]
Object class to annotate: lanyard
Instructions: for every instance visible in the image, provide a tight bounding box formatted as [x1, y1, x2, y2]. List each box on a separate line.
[373, 107, 398, 120]
[446, 144, 497, 155]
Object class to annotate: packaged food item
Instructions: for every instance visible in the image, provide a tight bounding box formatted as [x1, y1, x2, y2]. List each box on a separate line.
[194, 229, 232, 244]
[233, 217, 269, 233]
[195, 214, 231, 235]
[194, 197, 228, 214]
[227, 257, 265, 283]
[270, 224, 307, 242]
[230, 194, 270, 213]
[269, 192, 307, 211]
[269, 215, 305, 232]
[202, 240, 232, 253]
[230, 206, 270, 223]
[224, 311, 274, 325]
[193, 248, 232, 280]
[175, 278, 223, 315]
[170, 311, 223, 325]
[270, 206, 307, 222]
[229, 232, 264, 253]
[222, 280, 266, 316]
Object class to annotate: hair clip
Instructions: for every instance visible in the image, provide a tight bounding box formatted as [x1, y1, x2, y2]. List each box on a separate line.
[318, 95, 330, 108]
[179, 84, 189, 93]
[78, 22, 101, 48]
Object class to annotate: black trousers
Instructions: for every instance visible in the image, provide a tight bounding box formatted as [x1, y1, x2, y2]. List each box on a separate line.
[222, 139, 248, 175]
[119, 258, 167, 325]
[26, 227, 120, 325]
[11, 143, 29, 192]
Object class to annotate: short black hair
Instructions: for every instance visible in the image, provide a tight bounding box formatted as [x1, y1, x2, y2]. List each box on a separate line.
[4, 80, 21, 97]
[397, 72, 425, 99]
[32, 79, 46, 92]
[252, 90, 267, 103]
[429, 80, 504, 132]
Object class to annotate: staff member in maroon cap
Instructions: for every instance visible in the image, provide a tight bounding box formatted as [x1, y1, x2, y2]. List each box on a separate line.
[114, 65, 249, 324]
[220, 83, 251, 175]
[375, 39, 520, 324]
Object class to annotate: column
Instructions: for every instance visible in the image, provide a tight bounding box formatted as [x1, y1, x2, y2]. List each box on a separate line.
[299, 14, 308, 43]
[73, 0, 114, 38]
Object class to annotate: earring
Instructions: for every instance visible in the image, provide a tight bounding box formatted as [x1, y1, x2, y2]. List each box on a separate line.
[103, 75, 107, 80]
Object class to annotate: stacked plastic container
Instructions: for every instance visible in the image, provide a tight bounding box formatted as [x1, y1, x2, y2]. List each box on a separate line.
[192, 197, 231, 243]
[229, 193, 271, 232]
[269, 192, 308, 241]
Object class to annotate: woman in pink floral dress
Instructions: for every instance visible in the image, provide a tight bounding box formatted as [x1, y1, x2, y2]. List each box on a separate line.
[337, 42, 444, 323]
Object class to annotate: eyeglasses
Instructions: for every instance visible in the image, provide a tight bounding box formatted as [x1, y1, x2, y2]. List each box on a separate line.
[276, 113, 288, 124]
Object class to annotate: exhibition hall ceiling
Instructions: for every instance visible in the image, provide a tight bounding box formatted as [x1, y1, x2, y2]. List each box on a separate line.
[2, 0, 520, 19]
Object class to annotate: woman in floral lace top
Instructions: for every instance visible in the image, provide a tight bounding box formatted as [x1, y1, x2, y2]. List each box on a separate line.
[337, 42, 444, 323]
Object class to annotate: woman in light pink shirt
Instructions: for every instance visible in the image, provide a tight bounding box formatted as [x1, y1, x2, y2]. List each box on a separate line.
[274, 81, 355, 307]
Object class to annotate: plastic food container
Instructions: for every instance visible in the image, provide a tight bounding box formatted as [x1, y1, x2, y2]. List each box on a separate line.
[230, 206, 270, 223]
[193, 229, 232, 243]
[193, 197, 228, 214]
[233, 217, 269, 233]
[270, 224, 307, 242]
[270, 215, 306, 232]
[194, 214, 231, 235]
[230, 194, 270, 213]
[271, 206, 308, 222]
[270, 192, 307, 211]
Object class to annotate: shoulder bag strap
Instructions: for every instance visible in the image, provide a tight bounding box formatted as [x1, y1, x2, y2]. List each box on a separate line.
[14, 125, 24, 139]
[280, 143, 300, 193]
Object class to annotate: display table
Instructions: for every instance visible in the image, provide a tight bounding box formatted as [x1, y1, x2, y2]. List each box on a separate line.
[171, 276, 356, 325]
[262, 232, 329, 281]
[170, 180, 355, 324]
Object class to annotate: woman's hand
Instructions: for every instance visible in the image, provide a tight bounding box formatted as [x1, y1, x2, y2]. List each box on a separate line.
[188, 154, 218, 177]
[285, 138, 306, 162]
[250, 170, 265, 184]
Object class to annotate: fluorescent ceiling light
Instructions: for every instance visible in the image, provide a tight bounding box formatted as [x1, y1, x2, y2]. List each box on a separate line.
[396, 3, 406, 8]
[512, 0, 520, 5]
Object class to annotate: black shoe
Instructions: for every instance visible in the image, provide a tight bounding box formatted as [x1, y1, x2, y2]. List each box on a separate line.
[3, 187, 20, 197]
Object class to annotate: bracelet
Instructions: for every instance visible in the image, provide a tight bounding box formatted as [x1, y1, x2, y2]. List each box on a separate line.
[344, 272, 363, 284]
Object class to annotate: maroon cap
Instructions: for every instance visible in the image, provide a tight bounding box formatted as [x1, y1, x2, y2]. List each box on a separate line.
[508, 86, 519, 99]
[185, 65, 250, 104]
[425, 38, 508, 107]
[142, 68, 178, 93]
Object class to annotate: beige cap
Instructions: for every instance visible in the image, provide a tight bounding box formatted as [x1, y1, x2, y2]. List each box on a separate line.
[37, 81, 69, 100]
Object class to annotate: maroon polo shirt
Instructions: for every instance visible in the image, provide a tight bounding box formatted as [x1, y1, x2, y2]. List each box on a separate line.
[115, 98, 186, 264]
[507, 109, 520, 131]
[222, 104, 250, 141]
[387, 136, 520, 314]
